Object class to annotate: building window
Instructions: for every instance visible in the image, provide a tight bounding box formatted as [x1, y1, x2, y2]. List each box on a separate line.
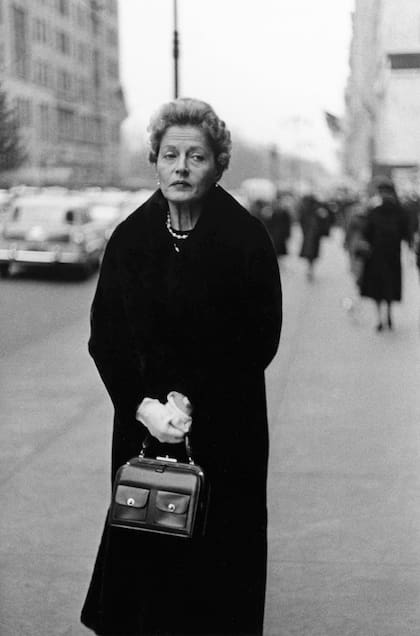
[34, 60, 51, 88]
[34, 59, 41, 84]
[81, 114, 89, 141]
[15, 97, 32, 127]
[57, 68, 72, 98]
[58, 0, 70, 16]
[388, 53, 420, 70]
[93, 49, 101, 91]
[39, 103, 50, 140]
[34, 18, 48, 44]
[77, 76, 88, 102]
[57, 106, 74, 139]
[57, 30, 71, 55]
[12, 5, 29, 79]
[78, 41, 88, 63]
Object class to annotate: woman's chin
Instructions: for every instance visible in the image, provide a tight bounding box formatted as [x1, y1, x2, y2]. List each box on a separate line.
[166, 192, 198, 205]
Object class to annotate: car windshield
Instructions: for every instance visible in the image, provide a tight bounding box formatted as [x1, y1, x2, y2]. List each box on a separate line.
[11, 203, 71, 226]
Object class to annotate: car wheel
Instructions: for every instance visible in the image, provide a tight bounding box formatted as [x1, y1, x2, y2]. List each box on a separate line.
[0, 263, 10, 278]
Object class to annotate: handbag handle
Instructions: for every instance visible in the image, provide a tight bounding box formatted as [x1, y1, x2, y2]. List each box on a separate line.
[139, 433, 195, 465]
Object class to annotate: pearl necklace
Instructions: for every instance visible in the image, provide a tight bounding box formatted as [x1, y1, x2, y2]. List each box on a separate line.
[166, 211, 191, 239]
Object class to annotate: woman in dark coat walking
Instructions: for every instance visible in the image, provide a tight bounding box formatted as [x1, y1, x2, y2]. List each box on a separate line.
[81, 98, 282, 635]
[360, 179, 409, 331]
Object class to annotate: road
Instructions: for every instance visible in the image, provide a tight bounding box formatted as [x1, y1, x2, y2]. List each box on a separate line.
[0, 269, 97, 356]
[1, 228, 420, 635]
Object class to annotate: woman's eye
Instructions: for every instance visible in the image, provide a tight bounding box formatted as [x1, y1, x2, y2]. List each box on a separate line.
[191, 154, 204, 162]
[163, 152, 176, 159]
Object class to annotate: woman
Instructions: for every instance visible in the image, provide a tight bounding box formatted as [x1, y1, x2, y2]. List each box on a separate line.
[81, 98, 282, 635]
[360, 178, 409, 331]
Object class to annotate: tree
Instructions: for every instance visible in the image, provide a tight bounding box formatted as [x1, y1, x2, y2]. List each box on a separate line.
[0, 84, 26, 173]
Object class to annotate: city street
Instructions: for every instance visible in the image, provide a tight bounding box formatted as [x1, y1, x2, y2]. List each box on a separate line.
[1, 227, 420, 635]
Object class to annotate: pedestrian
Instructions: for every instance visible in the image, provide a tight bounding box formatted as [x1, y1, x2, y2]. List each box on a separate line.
[343, 196, 370, 289]
[298, 193, 330, 280]
[257, 199, 277, 247]
[401, 190, 420, 248]
[341, 195, 369, 313]
[80, 97, 282, 636]
[360, 177, 410, 331]
[271, 191, 292, 259]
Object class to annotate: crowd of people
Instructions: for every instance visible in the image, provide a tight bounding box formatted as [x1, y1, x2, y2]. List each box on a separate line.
[249, 188, 334, 281]
[250, 175, 420, 332]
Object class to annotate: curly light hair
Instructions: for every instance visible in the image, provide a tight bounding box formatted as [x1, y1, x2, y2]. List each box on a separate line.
[147, 98, 232, 177]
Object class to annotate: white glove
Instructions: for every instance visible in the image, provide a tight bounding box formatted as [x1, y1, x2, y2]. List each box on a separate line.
[136, 397, 185, 444]
[165, 391, 192, 434]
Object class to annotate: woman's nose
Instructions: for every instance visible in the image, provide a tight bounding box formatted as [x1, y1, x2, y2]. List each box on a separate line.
[175, 155, 189, 174]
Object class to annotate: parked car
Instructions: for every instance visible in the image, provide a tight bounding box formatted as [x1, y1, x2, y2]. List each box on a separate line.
[0, 194, 106, 278]
[83, 189, 130, 239]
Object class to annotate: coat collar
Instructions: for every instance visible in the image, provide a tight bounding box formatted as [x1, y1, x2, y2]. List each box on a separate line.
[140, 184, 241, 254]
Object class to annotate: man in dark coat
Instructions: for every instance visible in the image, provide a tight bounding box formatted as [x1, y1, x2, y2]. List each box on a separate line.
[81, 183, 282, 635]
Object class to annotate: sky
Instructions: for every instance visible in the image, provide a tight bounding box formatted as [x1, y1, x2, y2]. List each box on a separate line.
[118, 0, 355, 172]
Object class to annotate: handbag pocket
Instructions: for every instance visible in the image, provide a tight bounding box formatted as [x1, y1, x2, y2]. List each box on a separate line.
[113, 485, 150, 522]
[154, 490, 190, 529]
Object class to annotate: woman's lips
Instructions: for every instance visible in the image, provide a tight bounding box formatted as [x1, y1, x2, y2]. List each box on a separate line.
[171, 181, 191, 187]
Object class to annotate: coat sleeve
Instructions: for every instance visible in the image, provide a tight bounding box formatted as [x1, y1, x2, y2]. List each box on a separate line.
[241, 218, 283, 371]
[88, 226, 144, 422]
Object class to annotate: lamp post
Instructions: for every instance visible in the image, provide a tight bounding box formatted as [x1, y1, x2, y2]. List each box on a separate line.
[173, 0, 180, 98]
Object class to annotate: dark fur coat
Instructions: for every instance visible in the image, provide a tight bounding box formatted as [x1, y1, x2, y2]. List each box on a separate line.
[81, 185, 282, 635]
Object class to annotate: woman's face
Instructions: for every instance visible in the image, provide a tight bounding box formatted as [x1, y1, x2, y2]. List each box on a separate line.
[156, 125, 218, 206]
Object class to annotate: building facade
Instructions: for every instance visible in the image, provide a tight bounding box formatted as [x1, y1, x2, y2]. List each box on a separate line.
[344, 0, 420, 191]
[0, 0, 127, 186]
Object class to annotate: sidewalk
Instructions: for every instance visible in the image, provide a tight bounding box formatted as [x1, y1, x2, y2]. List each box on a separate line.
[264, 228, 420, 635]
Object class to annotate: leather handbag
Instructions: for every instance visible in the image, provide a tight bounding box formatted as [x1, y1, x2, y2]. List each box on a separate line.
[108, 435, 208, 539]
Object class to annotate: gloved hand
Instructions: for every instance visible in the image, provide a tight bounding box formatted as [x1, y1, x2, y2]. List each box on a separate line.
[136, 393, 192, 443]
[136, 397, 185, 444]
[165, 391, 192, 434]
